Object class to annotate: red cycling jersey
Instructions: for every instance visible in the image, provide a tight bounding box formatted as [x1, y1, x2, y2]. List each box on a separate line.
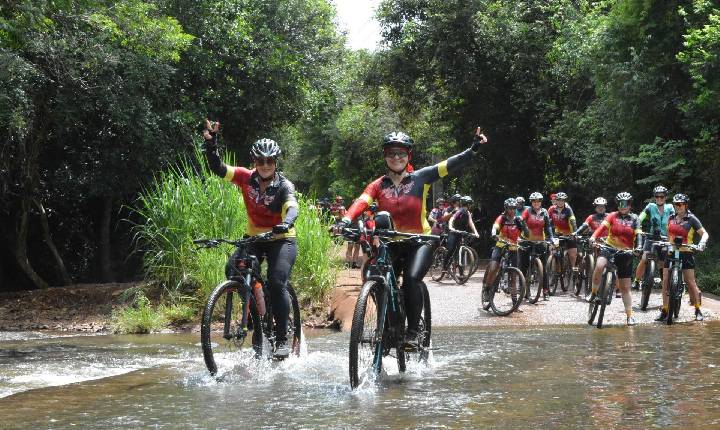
[592, 211, 640, 250]
[521, 207, 553, 241]
[549, 204, 577, 235]
[344, 149, 475, 233]
[583, 213, 608, 237]
[667, 211, 703, 252]
[492, 213, 528, 249]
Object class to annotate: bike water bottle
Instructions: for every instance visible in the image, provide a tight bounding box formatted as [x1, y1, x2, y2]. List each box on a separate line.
[253, 281, 266, 316]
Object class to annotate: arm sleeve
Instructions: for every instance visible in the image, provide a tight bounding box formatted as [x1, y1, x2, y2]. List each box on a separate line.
[203, 141, 228, 178]
[280, 181, 299, 225]
[491, 216, 502, 236]
[516, 216, 530, 237]
[690, 215, 704, 231]
[634, 217, 643, 248]
[345, 181, 378, 222]
[638, 207, 648, 227]
[575, 223, 589, 235]
[413, 148, 476, 183]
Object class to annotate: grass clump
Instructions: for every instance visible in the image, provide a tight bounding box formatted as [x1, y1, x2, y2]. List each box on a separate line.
[697, 243, 720, 295]
[111, 293, 168, 334]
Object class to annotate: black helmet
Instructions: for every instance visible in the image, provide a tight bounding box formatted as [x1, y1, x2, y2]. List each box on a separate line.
[672, 193, 689, 204]
[504, 198, 517, 209]
[382, 132, 414, 150]
[450, 193, 462, 202]
[555, 192, 568, 200]
[653, 185, 668, 196]
[460, 195, 473, 205]
[250, 138, 281, 158]
[615, 192, 633, 202]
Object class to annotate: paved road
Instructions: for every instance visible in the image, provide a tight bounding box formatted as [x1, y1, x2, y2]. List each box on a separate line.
[331, 266, 719, 330]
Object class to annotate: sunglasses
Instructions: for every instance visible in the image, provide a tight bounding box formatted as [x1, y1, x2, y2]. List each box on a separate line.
[655, 195, 666, 199]
[254, 157, 276, 166]
[618, 201, 630, 209]
[673, 202, 686, 207]
[384, 150, 409, 159]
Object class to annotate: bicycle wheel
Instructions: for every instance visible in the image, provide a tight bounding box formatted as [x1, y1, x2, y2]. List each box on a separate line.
[560, 252, 572, 292]
[480, 268, 492, 311]
[581, 254, 595, 301]
[349, 281, 384, 388]
[526, 257, 544, 304]
[429, 246, 447, 282]
[490, 267, 525, 316]
[287, 285, 302, 356]
[667, 266, 682, 325]
[597, 271, 616, 329]
[201, 280, 254, 376]
[640, 259, 655, 311]
[467, 246, 481, 278]
[452, 245, 475, 285]
[547, 253, 560, 295]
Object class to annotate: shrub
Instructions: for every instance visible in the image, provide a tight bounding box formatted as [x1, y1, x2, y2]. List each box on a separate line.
[111, 293, 168, 334]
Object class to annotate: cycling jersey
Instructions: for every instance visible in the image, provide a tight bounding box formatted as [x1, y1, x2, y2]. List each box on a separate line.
[592, 211, 641, 250]
[429, 206, 447, 235]
[638, 203, 674, 236]
[521, 207, 554, 241]
[345, 149, 476, 233]
[492, 213, 530, 250]
[548, 204, 577, 235]
[451, 207, 471, 232]
[576, 213, 608, 237]
[515, 205, 530, 218]
[667, 211, 703, 252]
[330, 203, 346, 221]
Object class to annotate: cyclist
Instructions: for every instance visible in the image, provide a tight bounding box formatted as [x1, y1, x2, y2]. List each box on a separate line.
[548, 192, 579, 276]
[330, 196, 346, 222]
[574, 197, 608, 237]
[655, 194, 710, 322]
[520, 192, 557, 299]
[202, 120, 298, 358]
[441, 194, 463, 231]
[336, 128, 489, 340]
[442, 195, 480, 272]
[428, 197, 447, 235]
[633, 185, 674, 290]
[515, 196, 529, 217]
[589, 192, 642, 326]
[487, 198, 530, 290]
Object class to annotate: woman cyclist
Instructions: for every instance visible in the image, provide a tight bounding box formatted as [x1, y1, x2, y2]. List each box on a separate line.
[442, 195, 480, 273]
[548, 192, 578, 274]
[574, 197, 608, 237]
[487, 198, 530, 290]
[633, 185, 674, 290]
[336, 128, 488, 340]
[202, 120, 298, 358]
[656, 194, 709, 322]
[520, 192, 557, 300]
[589, 192, 642, 326]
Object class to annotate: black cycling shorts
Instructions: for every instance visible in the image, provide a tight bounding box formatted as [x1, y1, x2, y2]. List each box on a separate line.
[600, 249, 633, 279]
[491, 247, 518, 265]
[561, 236, 577, 250]
[665, 252, 695, 270]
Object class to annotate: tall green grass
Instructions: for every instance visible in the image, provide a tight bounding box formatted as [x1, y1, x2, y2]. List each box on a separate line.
[129, 146, 339, 316]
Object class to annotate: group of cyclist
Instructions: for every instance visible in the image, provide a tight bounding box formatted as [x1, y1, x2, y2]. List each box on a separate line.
[486, 187, 710, 325]
[201, 118, 710, 358]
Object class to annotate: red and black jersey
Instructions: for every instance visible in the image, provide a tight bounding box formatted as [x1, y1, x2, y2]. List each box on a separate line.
[492, 213, 529, 249]
[521, 207, 553, 241]
[668, 211, 704, 252]
[329, 203, 346, 220]
[580, 213, 608, 237]
[548, 204, 577, 235]
[451, 208, 472, 232]
[592, 211, 641, 250]
[224, 167, 298, 237]
[345, 149, 476, 234]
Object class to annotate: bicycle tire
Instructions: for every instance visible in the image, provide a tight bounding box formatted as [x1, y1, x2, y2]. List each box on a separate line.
[560, 252, 571, 292]
[452, 245, 475, 285]
[667, 266, 682, 325]
[640, 259, 655, 311]
[526, 257, 544, 304]
[573, 255, 584, 296]
[547, 253, 560, 295]
[468, 246, 481, 277]
[287, 285, 302, 356]
[201, 280, 255, 376]
[597, 271, 616, 329]
[490, 267, 525, 316]
[349, 280, 384, 388]
[429, 246, 447, 282]
[581, 254, 595, 300]
[480, 268, 492, 311]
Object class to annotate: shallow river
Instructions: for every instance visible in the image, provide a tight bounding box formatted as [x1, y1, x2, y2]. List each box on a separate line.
[1, 324, 720, 429]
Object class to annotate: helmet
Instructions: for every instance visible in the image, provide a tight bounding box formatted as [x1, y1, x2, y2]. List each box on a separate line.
[504, 198, 518, 209]
[653, 185, 668, 195]
[555, 192, 568, 200]
[529, 192, 543, 201]
[250, 138, 281, 158]
[450, 193, 462, 202]
[672, 193, 689, 204]
[382, 132, 414, 150]
[435, 197, 445, 205]
[515, 196, 525, 206]
[335, 196, 343, 202]
[615, 192, 633, 202]
[460, 195, 473, 205]
[593, 197, 607, 206]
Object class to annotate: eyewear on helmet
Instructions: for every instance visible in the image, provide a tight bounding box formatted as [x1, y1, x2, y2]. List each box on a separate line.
[617, 200, 631, 209]
[384, 149, 409, 159]
[254, 157, 276, 166]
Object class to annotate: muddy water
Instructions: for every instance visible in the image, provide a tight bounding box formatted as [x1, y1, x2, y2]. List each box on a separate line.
[1, 324, 720, 429]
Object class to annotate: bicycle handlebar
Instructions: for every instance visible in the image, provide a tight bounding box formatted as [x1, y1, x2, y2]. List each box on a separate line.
[193, 231, 275, 249]
[338, 227, 439, 243]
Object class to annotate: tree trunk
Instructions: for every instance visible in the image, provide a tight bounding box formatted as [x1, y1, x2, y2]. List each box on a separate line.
[13, 199, 49, 290]
[98, 195, 114, 282]
[32, 197, 72, 286]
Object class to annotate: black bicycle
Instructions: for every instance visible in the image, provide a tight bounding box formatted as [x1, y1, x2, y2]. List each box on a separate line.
[573, 236, 595, 300]
[517, 239, 548, 304]
[654, 238, 700, 325]
[480, 239, 526, 316]
[547, 235, 574, 295]
[637, 232, 666, 311]
[196, 232, 302, 376]
[587, 240, 634, 329]
[429, 232, 478, 284]
[340, 218, 437, 389]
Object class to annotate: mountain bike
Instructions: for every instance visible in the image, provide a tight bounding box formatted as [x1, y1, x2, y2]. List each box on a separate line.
[195, 232, 302, 376]
[429, 234, 448, 282]
[587, 240, 634, 329]
[637, 232, 666, 311]
[573, 237, 595, 300]
[480, 240, 526, 316]
[339, 220, 437, 389]
[517, 239, 548, 304]
[653, 238, 701, 325]
[429, 232, 478, 284]
[547, 235, 574, 295]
